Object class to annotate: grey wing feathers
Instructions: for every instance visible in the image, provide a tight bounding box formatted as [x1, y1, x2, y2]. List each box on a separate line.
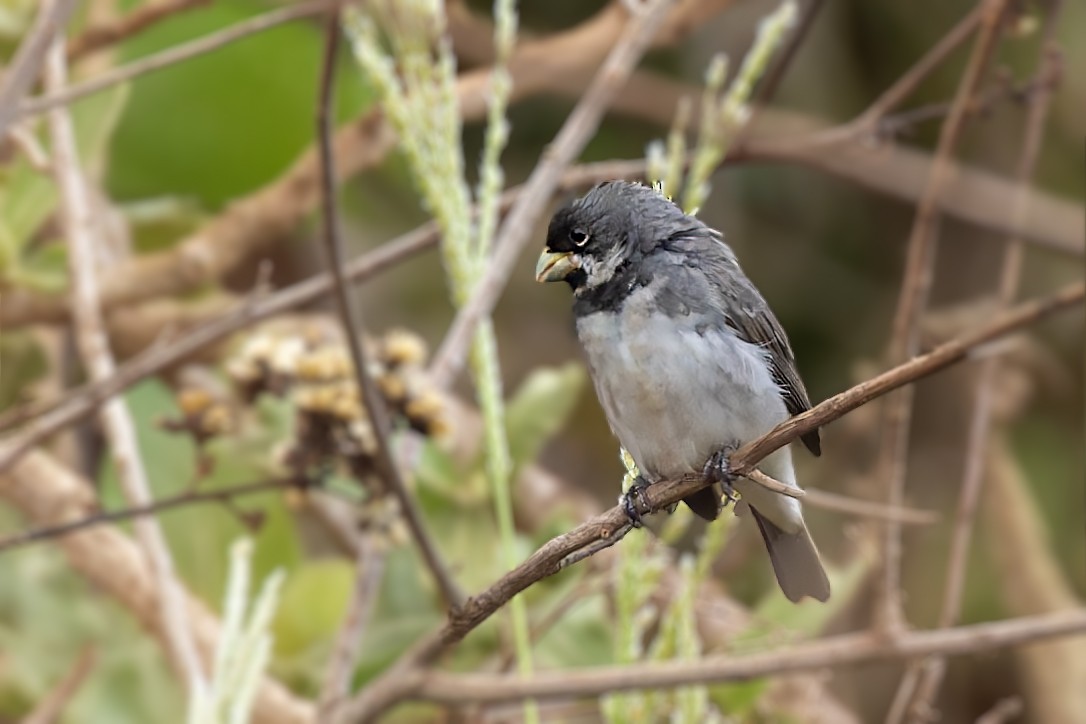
[668, 228, 822, 456]
[723, 282, 821, 456]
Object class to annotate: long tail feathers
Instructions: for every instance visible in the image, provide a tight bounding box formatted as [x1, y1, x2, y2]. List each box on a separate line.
[750, 506, 831, 602]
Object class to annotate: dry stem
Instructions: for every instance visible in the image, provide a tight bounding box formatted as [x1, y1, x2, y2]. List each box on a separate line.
[875, 0, 1010, 637]
[44, 31, 205, 697]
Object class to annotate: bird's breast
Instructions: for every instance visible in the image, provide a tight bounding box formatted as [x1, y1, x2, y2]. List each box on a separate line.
[575, 285, 788, 480]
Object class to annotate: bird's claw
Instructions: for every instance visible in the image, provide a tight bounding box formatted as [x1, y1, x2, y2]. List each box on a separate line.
[622, 475, 652, 527]
[703, 443, 739, 507]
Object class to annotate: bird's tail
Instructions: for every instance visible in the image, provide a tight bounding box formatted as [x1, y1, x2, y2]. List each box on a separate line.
[750, 506, 831, 602]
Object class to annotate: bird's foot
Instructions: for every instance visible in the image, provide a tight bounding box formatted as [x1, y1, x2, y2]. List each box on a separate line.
[703, 442, 740, 507]
[621, 475, 652, 527]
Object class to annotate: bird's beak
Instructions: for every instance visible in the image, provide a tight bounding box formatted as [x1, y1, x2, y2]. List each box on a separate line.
[535, 250, 579, 283]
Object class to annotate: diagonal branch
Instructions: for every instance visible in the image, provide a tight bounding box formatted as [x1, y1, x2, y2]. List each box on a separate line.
[337, 282, 1083, 722]
[0, 0, 79, 139]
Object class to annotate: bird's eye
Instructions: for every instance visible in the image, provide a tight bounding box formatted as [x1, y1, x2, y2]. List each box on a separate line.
[569, 229, 589, 247]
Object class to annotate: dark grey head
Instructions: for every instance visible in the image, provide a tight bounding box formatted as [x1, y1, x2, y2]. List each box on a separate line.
[535, 181, 705, 293]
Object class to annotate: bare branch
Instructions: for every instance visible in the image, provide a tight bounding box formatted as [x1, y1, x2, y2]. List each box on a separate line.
[319, 535, 388, 718]
[901, 5, 1066, 719]
[21, 647, 97, 724]
[875, 0, 1010, 637]
[0, 0, 79, 139]
[314, 9, 463, 609]
[408, 609, 1086, 704]
[44, 30, 206, 696]
[0, 479, 297, 554]
[20, 0, 342, 119]
[337, 282, 1083, 722]
[67, 0, 212, 61]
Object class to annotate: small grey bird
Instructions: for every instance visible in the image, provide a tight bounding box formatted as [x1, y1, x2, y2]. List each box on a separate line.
[535, 181, 830, 602]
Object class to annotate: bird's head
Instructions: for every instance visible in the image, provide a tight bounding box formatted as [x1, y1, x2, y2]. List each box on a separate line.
[535, 181, 685, 293]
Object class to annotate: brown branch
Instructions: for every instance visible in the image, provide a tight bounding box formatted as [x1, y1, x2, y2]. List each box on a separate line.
[20, 0, 342, 118]
[21, 647, 97, 724]
[319, 533, 388, 718]
[901, 7, 1065, 720]
[428, 0, 679, 388]
[0, 0, 79, 139]
[0, 478, 296, 554]
[336, 282, 1083, 722]
[802, 488, 938, 526]
[874, 0, 1010, 638]
[314, 9, 462, 609]
[44, 30, 206, 696]
[406, 609, 1086, 704]
[854, 5, 983, 129]
[67, 0, 212, 61]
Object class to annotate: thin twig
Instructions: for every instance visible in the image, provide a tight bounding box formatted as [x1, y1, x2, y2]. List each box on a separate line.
[20, 0, 342, 119]
[67, 0, 212, 60]
[44, 31, 207, 698]
[974, 697, 1024, 724]
[874, 0, 1010, 638]
[0, 479, 297, 554]
[746, 468, 805, 498]
[856, 5, 984, 128]
[319, 533, 388, 718]
[428, 0, 678, 388]
[900, 7, 1065, 721]
[406, 609, 1086, 705]
[20, 647, 97, 724]
[336, 282, 1083, 723]
[802, 488, 938, 525]
[314, 10, 463, 610]
[0, 0, 79, 139]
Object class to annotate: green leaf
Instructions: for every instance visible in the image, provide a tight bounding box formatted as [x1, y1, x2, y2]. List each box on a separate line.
[272, 559, 355, 658]
[504, 362, 586, 471]
[107, 0, 372, 207]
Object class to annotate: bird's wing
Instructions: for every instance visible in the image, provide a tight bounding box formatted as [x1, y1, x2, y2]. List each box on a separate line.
[665, 229, 822, 456]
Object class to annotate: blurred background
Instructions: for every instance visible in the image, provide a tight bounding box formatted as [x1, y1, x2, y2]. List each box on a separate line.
[0, 0, 1082, 722]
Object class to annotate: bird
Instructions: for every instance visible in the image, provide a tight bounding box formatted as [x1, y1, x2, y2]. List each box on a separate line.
[535, 180, 830, 603]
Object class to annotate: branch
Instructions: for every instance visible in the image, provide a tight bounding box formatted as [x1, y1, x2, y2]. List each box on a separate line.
[408, 609, 1086, 704]
[20, 0, 342, 118]
[0, 479, 296, 554]
[318, 534, 388, 718]
[337, 282, 1083, 722]
[44, 31, 206, 697]
[0, 0, 79, 139]
[21, 647, 97, 724]
[314, 9, 462, 609]
[875, 0, 1010, 636]
[428, 0, 679, 387]
[67, 0, 212, 61]
[900, 6, 1065, 719]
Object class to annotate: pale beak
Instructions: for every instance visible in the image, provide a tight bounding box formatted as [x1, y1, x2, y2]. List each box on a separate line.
[535, 250, 579, 283]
